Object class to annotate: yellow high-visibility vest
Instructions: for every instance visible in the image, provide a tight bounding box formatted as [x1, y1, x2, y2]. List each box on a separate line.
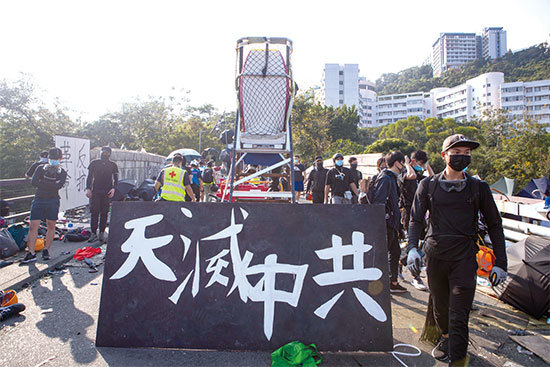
[160, 166, 187, 201]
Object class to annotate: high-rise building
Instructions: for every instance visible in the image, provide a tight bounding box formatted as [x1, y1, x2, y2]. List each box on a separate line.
[321, 64, 376, 127]
[431, 33, 478, 77]
[482, 27, 507, 60]
[431, 27, 507, 76]
[321, 64, 359, 108]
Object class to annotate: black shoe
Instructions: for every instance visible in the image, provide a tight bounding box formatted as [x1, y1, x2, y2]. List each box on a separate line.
[21, 252, 37, 264]
[0, 303, 26, 321]
[390, 282, 408, 293]
[42, 249, 50, 261]
[432, 337, 449, 362]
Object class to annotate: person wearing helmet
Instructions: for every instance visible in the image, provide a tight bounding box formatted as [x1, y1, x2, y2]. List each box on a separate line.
[22, 147, 67, 264]
[324, 153, 358, 204]
[86, 146, 119, 243]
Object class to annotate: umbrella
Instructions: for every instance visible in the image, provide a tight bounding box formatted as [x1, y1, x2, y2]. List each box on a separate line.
[517, 176, 549, 199]
[136, 179, 156, 201]
[113, 179, 137, 201]
[493, 235, 550, 319]
[490, 177, 515, 197]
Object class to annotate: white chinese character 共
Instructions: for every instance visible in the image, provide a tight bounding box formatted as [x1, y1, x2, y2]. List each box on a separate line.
[312, 231, 386, 322]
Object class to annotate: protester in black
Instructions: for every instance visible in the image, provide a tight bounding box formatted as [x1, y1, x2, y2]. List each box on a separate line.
[324, 153, 358, 204]
[306, 156, 328, 204]
[22, 147, 67, 263]
[348, 157, 363, 204]
[397, 150, 434, 291]
[25, 151, 49, 179]
[86, 146, 119, 243]
[407, 134, 507, 365]
[293, 156, 306, 202]
[372, 151, 407, 293]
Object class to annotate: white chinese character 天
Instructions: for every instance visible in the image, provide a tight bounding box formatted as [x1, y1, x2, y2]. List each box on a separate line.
[110, 214, 176, 282]
[312, 231, 386, 322]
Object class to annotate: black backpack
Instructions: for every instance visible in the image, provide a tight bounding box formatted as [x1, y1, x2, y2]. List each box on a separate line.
[366, 172, 391, 205]
[202, 168, 214, 184]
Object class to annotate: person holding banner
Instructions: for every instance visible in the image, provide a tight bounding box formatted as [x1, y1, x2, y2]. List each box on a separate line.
[22, 147, 67, 263]
[86, 146, 119, 243]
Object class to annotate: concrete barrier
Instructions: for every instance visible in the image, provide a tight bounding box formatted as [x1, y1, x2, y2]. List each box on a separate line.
[91, 148, 166, 184]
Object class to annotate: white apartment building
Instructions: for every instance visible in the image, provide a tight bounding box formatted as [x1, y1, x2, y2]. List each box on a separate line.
[432, 72, 504, 121]
[320, 66, 549, 127]
[432, 33, 478, 77]
[482, 27, 507, 60]
[321, 64, 359, 108]
[321, 64, 376, 127]
[359, 77, 377, 127]
[501, 79, 550, 123]
[375, 92, 432, 126]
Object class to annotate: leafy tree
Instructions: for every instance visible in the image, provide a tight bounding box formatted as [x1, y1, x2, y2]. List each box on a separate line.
[327, 105, 359, 142]
[364, 138, 415, 156]
[0, 78, 77, 178]
[327, 139, 364, 157]
[291, 94, 332, 164]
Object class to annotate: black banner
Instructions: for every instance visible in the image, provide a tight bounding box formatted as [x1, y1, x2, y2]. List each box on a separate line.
[96, 202, 393, 351]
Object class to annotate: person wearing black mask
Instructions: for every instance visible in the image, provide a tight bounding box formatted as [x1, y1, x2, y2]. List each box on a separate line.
[306, 156, 328, 204]
[324, 153, 358, 204]
[348, 157, 363, 204]
[372, 151, 408, 293]
[86, 146, 119, 243]
[407, 134, 507, 365]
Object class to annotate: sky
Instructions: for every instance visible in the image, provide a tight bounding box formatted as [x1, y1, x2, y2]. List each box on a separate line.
[1, 0, 549, 121]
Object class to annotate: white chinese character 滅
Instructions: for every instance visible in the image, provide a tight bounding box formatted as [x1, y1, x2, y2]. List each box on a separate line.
[200, 208, 309, 340]
[312, 231, 386, 322]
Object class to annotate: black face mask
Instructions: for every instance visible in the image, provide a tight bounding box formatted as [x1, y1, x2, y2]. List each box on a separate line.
[350, 163, 358, 169]
[448, 154, 471, 171]
[316, 162, 323, 169]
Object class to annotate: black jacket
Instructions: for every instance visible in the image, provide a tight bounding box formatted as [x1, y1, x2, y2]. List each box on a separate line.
[306, 167, 328, 193]
[407, 173, 507, 270]
[372, 169, 401, 232]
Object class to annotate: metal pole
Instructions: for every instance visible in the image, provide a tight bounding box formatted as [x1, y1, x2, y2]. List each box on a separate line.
[198, 130, 206, 153]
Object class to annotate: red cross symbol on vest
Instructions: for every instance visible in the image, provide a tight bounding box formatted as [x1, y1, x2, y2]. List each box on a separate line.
[169, 171, 176, 179]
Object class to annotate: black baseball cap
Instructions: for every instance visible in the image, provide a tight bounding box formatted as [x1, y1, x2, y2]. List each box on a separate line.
[40, 151, 49, 158]
[48, 147, 62, 160]
[315, 156, 323, 161]
[442, 134, 480, 152]
[101, 146, 112, 154]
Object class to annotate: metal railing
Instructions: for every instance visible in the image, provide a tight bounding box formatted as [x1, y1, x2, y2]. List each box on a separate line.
[0, 178, 34, 221]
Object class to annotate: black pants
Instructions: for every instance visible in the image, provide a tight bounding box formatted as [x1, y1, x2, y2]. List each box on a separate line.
[312, 191, 324, 204]
[386, 225, 401, 283]
[426, 254, 477, 362]
[90, 193, 110, 233]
